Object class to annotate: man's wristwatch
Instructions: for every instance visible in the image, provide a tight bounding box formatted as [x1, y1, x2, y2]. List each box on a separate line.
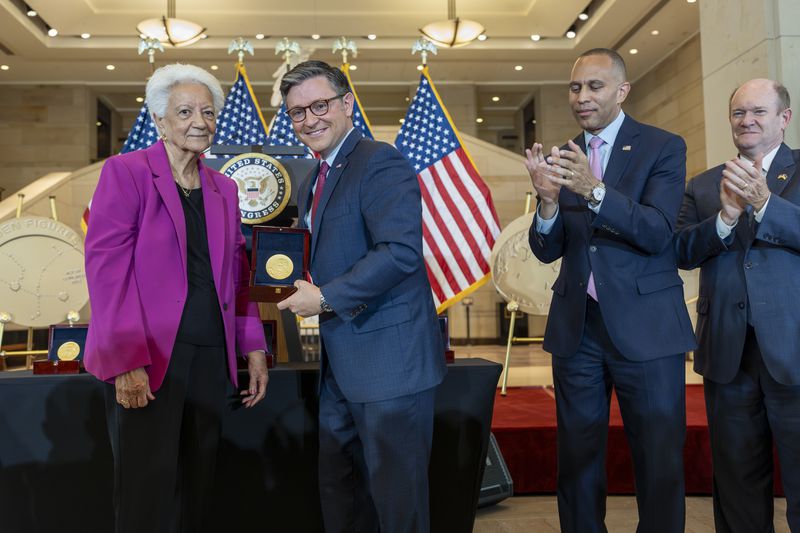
[586, 182, 606, 207]
[319, 293, 333, 313]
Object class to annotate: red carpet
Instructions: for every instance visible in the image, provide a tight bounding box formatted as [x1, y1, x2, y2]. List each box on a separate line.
[491, 385, 784, 495]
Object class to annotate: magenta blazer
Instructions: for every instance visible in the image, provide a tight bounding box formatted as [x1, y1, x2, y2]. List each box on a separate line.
[84, 141, 265, 391]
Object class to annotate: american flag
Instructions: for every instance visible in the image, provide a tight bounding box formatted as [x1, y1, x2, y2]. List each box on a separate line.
[265, 103, 313, 158]
[213, 64, 268, 147]
[395, 67, 501, 313]
[342, 64, 374, 140]
[121, 103, 159, 153]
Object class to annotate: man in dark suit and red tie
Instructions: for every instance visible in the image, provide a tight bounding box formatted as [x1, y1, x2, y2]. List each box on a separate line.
[276, 60, 446, 533]
[675, 78, 800, 532]
[526, 48, 696, 533]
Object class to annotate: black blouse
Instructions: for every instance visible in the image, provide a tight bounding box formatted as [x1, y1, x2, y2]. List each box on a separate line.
[174, 183, 226, 347]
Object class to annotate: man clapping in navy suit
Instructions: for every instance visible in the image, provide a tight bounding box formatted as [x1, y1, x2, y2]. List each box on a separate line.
[675, 78, 800, 532]
[527, 48, 696, 533]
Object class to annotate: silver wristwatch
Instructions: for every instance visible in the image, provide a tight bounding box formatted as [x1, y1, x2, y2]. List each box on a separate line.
[320, 293, 333, 313]
[587, 183, 606, 207]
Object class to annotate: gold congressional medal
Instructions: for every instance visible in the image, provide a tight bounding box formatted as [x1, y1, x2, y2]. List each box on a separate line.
[57, 341, 81, 361]
[266, 254, 294, 280]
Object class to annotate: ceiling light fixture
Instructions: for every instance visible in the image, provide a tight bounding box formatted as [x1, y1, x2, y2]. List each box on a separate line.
[311, 34, 321, 40]
[349, 64, 357, 70]
[136, 97, 144, 102]
[27, 10, 37, 17]
[417, 64, 424, 71]
[0, 65, 9, 71]
[367, 34, 377, 40]
[514, 65, 523, 71]
[629, 48, 638, 54]
[566, 29, 576, 39]
[651, 29, 660, 36]
[578, 12, 589, 21]
[530, 34, 541, 41]
[491, 96, 500, 102]
[47, 28, 58, 37]
[210, 64, 219, 70]
[255, 33, 265, 40]
[106, 64, 116, 70]
[476, 117, 484, 124]
[477, 34, 487, 41]
[420, 0, 485, 48]
[81, 33, 91, 39]
[137, 0, 206, 48]
[687, 0, 697, 3]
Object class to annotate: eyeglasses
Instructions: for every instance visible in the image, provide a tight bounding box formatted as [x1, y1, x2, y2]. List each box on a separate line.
[286, 94, 347, 123]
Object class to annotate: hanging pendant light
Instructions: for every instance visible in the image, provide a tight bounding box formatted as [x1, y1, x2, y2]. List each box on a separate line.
[420, 0, 485, 48]
[137, 0, 206, 48]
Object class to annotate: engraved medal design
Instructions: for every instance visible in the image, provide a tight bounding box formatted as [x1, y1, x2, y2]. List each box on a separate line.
[266, 254, 294, 280]
[57, 341, 81, 361]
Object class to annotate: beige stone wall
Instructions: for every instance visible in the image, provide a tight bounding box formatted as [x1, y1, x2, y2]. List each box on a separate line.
[0, 86, 94, 199]
[626, 35, 707, 179]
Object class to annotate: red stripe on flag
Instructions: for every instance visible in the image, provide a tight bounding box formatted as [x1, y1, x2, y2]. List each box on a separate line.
[422, 232, 448, 305]
[436, 155, 490, 273]
[419, 169, 476, 286]
[418, 176, 463, 296]
[453, 148, 501, 242]
[426, 163, 483, 280]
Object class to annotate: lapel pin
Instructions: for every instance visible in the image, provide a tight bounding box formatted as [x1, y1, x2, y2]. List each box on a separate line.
[778, 173, 788, 181]
[622, 145, 632, 151]
[336, 163, 343, 169]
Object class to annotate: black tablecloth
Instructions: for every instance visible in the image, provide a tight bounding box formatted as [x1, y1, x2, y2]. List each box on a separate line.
[0, 359, 500, 533]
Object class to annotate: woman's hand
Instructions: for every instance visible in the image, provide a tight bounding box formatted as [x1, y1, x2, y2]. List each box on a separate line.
[115, 368, 156, 409]
[241, 351, 269, 408]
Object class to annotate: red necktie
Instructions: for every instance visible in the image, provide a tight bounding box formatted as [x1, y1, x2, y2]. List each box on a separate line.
[310, 161, 329, 228]
[587, 136, 605, 300]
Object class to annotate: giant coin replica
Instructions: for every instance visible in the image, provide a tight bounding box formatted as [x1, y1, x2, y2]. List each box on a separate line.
[0, 216, 89, 327]
[490, 212, 561, 316]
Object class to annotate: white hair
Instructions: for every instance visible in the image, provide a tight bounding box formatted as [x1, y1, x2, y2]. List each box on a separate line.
[145, 63, 225, 118]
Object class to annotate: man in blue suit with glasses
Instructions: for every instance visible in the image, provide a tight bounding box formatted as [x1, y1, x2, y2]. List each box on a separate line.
[277, 60, 445, 533]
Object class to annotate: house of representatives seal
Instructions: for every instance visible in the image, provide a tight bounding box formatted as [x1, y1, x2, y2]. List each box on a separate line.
[220, 153, 292, 224]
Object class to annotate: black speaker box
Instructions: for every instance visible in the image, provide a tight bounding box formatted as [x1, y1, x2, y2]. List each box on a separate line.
[478, 432, 513, 508]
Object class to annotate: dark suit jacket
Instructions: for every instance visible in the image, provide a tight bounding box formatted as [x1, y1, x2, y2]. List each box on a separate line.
[675, 143, 800, 385]
[530, 115, 696, 360]
[296, 129, 446, 403]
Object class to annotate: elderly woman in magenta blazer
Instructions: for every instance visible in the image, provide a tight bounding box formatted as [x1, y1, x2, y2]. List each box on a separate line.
[84, 63, 269, 533]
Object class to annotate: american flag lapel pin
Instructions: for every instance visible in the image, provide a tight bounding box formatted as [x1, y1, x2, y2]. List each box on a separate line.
[778, 173, 788, 181]
[622, 145, 632, 151]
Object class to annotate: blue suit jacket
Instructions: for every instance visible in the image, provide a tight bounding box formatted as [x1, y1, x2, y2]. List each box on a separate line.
[530, 115, 696, 360]
[675, 143, 800, 385]
[296, 129, 446, 403]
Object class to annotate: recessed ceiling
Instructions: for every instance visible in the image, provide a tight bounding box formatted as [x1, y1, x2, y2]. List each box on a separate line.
[0, 0, 699, 129]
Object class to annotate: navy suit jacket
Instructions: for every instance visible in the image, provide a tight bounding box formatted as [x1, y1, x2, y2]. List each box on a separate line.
[296, 129, 446, 403]
[675, 143, 800, 385]
[530, 115, 696, 360]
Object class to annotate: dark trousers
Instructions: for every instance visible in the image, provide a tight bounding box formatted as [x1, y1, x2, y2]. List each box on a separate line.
[104, 342, 228, 533]
[705, 326, 800, 533]
[318, 364, 436, 533]
[552, 298, 686, 533]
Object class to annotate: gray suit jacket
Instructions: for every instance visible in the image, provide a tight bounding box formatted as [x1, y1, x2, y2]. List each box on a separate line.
[675, 143, 800, 385]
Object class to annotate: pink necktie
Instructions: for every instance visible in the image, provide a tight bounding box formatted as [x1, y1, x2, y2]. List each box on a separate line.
[310, 161, 329, 228]
[586, 136, 605, 301]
